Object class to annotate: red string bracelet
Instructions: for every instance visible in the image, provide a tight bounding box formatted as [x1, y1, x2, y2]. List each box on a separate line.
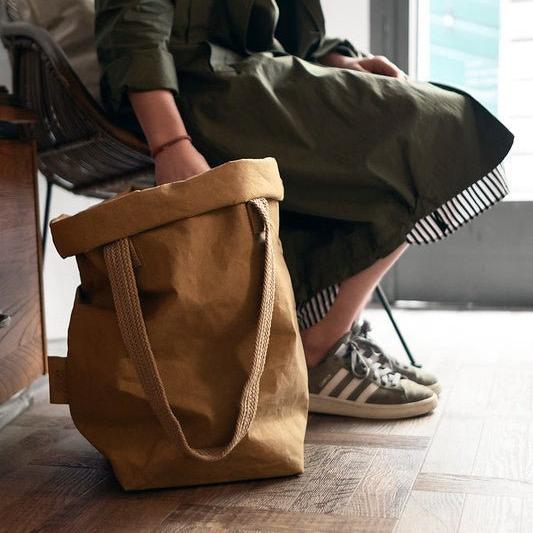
[151, 134, 192, 159]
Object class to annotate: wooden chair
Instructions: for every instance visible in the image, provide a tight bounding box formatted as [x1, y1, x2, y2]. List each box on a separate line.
[0, 0, 419, 366]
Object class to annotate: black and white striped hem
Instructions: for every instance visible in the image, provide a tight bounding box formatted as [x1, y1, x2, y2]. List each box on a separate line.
[296, 164, 509, 330]
[297, 283, 341, 330]
[405, 164, 509, 244]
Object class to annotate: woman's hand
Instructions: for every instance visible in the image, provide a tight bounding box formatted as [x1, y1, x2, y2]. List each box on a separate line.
[319, 52, 408, 79]
[154, 140, 211, 184]
[128, 89, 210, 184]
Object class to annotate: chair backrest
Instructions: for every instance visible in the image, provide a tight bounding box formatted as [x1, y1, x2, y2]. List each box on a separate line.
[0, 0, 154, 198]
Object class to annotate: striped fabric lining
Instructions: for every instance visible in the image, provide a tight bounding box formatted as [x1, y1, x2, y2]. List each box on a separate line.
[405, 164, 509, 244]
[296, 164, 509, 330]
[297, 283, 340, 330]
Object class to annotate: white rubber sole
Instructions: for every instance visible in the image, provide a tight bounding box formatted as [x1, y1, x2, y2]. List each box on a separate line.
[308, 392, 438, 419]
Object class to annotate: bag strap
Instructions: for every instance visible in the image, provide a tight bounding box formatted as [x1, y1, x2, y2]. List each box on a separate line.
[103, 198, 275, 462]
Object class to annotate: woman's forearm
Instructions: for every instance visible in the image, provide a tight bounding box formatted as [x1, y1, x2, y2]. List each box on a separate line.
[128, 88, 210, 184]
[128, 89, 188, 152]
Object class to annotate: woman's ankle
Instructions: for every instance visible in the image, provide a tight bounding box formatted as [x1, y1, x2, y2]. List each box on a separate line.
[304, 348, 328, 369]
[300, 320, 352, 369]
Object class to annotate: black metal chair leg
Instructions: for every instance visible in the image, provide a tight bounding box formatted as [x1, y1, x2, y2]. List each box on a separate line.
[375, 284, 420, 367]
[42, 181, 53, 254]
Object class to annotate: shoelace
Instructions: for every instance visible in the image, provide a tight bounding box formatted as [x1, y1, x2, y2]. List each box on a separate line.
[342, 338, 401, 388]
[356, 320, 410, 370]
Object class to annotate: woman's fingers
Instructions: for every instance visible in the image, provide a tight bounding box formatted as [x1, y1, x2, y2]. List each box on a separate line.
[350, 62, 370, 73]
[362, 56, 403, 77]
[349, 56, 408, 79]
[319, 53, 408, 80]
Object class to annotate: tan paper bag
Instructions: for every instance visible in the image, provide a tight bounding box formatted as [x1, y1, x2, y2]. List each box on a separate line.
[48, 158, 309, 490]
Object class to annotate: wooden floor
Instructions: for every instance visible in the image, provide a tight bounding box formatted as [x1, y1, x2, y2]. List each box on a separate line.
[1, 309, 532, 532]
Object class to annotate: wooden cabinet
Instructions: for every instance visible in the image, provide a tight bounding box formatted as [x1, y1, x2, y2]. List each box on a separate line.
[0, 92, 46, 404]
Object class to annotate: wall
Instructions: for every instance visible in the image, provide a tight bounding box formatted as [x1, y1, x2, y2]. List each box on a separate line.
[322, 0, 370, 53]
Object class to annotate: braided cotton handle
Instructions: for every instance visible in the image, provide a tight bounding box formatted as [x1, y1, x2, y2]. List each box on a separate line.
[103, 198, 275, 461]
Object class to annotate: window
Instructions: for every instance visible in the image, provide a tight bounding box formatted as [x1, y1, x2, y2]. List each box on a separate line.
[415, 0, 533, 200]
[370, 0, 533, 306]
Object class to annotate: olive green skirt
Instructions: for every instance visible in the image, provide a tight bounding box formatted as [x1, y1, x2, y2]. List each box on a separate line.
[124, 51, 514, 324]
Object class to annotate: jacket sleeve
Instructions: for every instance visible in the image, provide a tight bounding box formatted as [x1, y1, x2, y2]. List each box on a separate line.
[309, 36, 369, 61]
[275, 0, 368, 62]
[94, 0, 178, 115]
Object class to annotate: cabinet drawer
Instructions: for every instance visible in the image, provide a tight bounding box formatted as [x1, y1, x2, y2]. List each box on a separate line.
[0, 138, 45, 403]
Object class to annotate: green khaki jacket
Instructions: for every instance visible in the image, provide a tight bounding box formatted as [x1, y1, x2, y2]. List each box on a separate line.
[95, 0, 363, 116]
[94, 0, 514, 305]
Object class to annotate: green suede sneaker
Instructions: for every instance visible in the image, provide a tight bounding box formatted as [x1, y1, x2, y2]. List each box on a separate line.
[351, 320, 442, 395]
[307, 331, 438, 419]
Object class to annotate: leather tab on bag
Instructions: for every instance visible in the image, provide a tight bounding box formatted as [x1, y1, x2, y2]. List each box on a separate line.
[48, 356, 69, 404]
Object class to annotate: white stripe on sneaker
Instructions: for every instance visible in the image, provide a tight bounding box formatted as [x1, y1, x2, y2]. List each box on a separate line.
[355, 383, 379, 404]
[319, 368, 349, 396]
[337, 376, 364, 400]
